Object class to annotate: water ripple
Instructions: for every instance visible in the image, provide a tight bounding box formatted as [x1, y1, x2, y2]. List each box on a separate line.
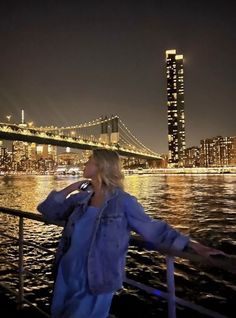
[0, 174, 236, 317]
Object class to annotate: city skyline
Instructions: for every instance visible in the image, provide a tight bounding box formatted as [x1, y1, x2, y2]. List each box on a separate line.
[0, 1, 235, 154]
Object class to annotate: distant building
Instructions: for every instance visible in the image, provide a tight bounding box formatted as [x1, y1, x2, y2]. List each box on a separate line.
[166, 49, 186, 167]
[58, 151, 81, 166]
[11, 141, 57, 172]
[28, 143, 37, 161]
[0, 141, 12, 172]
[36, 144, 57, 161]
[80, 150, 92, 165]
[184, 147, 200, 167]
[200, 136, 236, 167]
[231, 137, 236, 166]
[159, 154, 169, 168]
[12, 141, 29, 171]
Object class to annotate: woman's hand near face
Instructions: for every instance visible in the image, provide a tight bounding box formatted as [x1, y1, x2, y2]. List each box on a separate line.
[58, 180, 90, 197]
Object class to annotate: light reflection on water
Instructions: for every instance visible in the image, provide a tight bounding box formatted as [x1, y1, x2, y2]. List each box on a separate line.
[0, 174, 236, 317]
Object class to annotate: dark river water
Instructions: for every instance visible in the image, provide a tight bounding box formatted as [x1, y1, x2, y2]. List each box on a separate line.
[0, 174, 236, 317]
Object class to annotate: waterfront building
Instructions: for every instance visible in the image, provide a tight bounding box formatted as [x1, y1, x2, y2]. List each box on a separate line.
[27, 143, 37, 161]
[58, 151, 81, 166]
[200, 136, 236, 167]
[35, 144, 57, 173]
[0, 142, 12, 172]
[166, 49, 186, 168]
[36, 144, 57, 161]
[81, 150, 92, 164]
[12, 141, 29, 171]
[230, 136, 236, 166]
[10, 142, 57, 172]
[184, 147, 200, 167]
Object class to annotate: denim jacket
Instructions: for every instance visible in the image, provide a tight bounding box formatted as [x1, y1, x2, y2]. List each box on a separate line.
[37, 187, 189, 294]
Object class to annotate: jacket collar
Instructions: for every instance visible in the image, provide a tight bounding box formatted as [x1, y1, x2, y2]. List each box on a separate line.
[79, 187, 123, 207]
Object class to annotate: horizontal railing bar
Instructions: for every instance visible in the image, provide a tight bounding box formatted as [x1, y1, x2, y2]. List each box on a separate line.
[130, 235, 236, 274]
[1, 207, 236, 274]
[0, 282, 50, 318]
[0, 231, 19, 242]
[124, 278, 228, 318]
[0, 281, 18, 295]
[0, 266, 52, 292]
[0, 257, 16, 268]
[0, 207, 44, 222]
[22, 240, 56, 255]
[0, 264, 53, 289]
[0, 261, 19, 271]
[23, 269, 54, 288]
[174, 295, 228, 318]
[124, 277, 169, 299]
[0, 231, 56, 255]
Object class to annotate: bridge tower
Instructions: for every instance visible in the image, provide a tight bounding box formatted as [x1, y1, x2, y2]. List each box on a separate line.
[110, 115, 119, 144]
[100, 115, 119, 145]
[100, 116, 109, 144]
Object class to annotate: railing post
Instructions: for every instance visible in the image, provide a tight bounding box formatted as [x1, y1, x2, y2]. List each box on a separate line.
[166, 256, 176, 318]
[17, 216, 24, 310]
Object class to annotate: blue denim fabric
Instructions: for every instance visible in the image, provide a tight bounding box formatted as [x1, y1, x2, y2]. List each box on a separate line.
[37, 188, 189, 294]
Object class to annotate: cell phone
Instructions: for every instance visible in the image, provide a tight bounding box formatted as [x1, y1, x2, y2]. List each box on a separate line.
[78, 181, 92, 191]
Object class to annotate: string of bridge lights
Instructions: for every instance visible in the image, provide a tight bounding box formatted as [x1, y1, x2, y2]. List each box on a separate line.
[38, 114, 159, 157]
[40, 115, 119, 130]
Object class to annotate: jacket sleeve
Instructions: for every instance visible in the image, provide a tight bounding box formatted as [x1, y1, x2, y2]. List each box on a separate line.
[124, 194, 189, 251]
[37, 190, 81, 223]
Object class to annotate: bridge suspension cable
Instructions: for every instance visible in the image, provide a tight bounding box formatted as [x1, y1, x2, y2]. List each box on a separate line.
[118, 119, 158, 156]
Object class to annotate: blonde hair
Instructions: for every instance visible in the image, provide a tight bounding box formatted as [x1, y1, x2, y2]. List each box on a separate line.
[92, 149, 124, 191]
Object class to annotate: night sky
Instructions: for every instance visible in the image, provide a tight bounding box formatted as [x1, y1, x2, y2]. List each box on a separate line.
[0, 0, 235, 154]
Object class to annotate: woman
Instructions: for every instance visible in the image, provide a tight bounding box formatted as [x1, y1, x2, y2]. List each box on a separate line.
[37, 149, 223, 318]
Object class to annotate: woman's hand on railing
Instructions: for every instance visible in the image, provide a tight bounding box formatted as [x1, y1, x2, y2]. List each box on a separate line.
[188, 240, 227, 258]
[186, 240, 236, 273]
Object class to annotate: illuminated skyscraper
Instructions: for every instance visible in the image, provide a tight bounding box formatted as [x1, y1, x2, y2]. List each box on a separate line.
[166, 49, 186, 167]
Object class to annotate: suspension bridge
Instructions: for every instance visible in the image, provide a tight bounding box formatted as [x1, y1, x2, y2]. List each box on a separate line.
[0, 115, 161, 160]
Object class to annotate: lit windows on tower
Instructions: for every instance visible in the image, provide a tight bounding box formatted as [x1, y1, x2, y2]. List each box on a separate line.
[166, 49, 186, 167]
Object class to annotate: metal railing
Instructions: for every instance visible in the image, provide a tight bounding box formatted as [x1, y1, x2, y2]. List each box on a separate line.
[0, 207, 235, 318]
